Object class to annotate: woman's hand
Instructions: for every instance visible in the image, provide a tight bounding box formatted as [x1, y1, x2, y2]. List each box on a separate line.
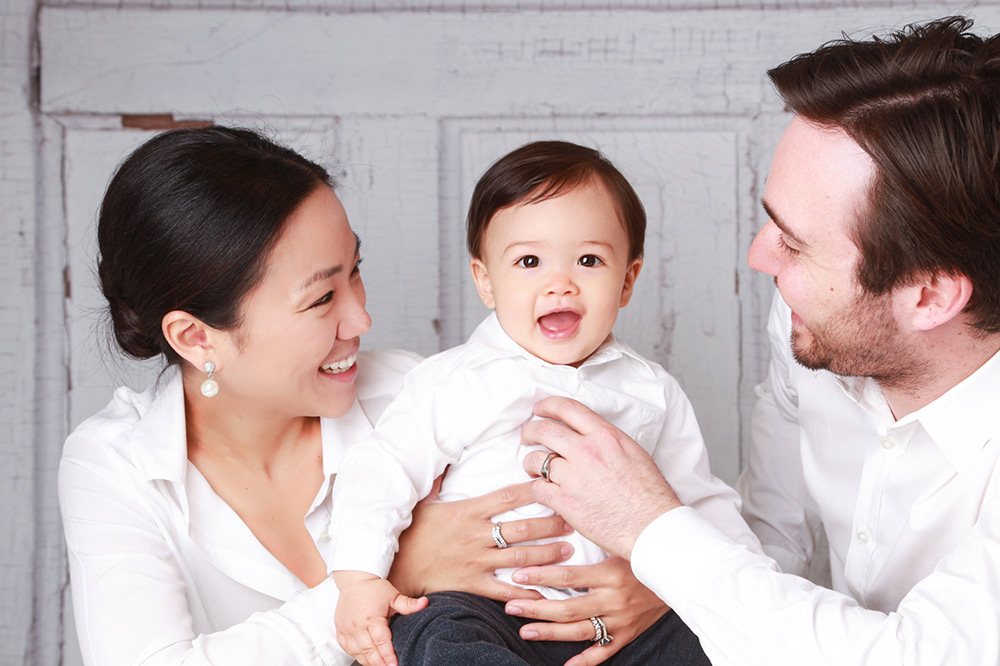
[504, 557, 669, 666]
[388, 479, 575, 602]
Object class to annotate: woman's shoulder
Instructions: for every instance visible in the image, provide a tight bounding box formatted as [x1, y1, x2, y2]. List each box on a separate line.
[61, 370, 183, 478]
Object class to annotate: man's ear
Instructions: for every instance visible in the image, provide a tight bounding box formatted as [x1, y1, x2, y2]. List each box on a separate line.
[619, 257, 643, 308]
[906, 271, 974, 331]
[470, 258, 496, 309]
[161, 310, 217, 369]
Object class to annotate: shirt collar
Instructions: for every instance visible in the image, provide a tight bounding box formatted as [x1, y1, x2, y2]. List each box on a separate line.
[834, 348, 1000, 473]
[467, 312, 659, 378]
[130, 365, 366, 484]
[130, 366, 189, 485]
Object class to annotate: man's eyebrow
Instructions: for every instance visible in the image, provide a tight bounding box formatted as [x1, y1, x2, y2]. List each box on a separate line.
[297, 233, 361, 292]
[761, 199, 808, 247]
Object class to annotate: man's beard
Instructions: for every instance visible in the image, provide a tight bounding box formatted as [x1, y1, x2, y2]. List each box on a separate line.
[791, 289, 930, 392]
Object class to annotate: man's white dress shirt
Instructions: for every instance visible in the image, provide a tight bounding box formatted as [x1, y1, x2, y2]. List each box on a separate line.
[632, 292, 1000, 665]
[331, 313, 759, 598]
[58, 350, 419, 666]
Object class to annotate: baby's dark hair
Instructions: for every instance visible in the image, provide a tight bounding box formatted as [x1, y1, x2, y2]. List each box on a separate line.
[466, 141, 645, 261]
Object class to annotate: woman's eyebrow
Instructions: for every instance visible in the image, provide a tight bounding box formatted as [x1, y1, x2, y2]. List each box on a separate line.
[297, 233, 361, 292]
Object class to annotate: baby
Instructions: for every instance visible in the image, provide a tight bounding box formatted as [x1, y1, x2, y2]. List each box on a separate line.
[330, 141, 756, 665]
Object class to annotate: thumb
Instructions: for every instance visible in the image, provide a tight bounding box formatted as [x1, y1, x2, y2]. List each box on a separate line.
[426, 471, 446, 501]
[389, 593, 429, 617]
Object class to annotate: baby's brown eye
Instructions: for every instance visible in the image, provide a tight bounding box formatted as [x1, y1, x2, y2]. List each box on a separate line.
[517, 256, 540, 268]
[579, 255, 602, 267]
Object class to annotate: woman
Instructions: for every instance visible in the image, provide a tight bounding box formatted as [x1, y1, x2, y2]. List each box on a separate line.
[58, 126, 670, 666]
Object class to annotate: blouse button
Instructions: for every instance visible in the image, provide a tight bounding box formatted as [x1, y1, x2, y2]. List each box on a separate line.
[881, 437, 896, 450]
[318, 528, 331, 543]
[856, 530, 871, 545]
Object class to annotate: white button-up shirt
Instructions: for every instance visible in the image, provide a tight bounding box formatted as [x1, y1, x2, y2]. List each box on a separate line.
[632, 292, 1000, 665]
[58, 351, 418, 666]
[331, 313, 759, 597]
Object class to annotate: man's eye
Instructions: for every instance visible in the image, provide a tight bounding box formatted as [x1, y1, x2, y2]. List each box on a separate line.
[579, 254, 603, 267]
[776, 235, 800, 256]
[516, 256, 540, 268]
[311, 291, 334, 308]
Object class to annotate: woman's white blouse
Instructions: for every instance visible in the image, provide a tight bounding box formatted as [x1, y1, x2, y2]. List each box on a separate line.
[58, 350, 418, 666]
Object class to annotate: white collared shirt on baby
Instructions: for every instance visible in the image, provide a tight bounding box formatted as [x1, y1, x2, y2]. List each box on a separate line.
[330, 313, 759, 598]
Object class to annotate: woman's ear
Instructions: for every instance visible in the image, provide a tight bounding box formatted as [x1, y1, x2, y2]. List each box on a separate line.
[470, 258, 496, 309]
[619, 257, 643, 308]
[161, 311, 217, 369]
[907, 271, 974, 331]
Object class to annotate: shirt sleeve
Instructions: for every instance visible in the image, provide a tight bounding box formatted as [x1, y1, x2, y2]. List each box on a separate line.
[649, 373, 762, 553]
[329, 360, 467, 577]
[631, 498, 1000, 665]
[59, 448, 353, 666]
[735, 291, 823, 576]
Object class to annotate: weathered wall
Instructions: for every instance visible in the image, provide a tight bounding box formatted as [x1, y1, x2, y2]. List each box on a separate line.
[3, 1, 998, 663]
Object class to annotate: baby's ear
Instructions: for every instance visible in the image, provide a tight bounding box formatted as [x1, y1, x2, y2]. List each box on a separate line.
[619, 257, 643, 307]
[470, 258, 496, 309]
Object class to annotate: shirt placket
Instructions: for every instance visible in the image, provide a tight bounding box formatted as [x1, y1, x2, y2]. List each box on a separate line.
[844, 419, 909, 606]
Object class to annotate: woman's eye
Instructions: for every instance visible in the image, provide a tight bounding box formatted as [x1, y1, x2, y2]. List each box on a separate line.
[579, 254, 603, 267]
[351, 258, 364, 276]
[516, 255, 540, 268]
[311, 291, 334, 308]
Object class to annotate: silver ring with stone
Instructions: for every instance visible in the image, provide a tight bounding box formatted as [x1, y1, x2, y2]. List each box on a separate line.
[492, 522, 508, 549]
[540, 452, 560, 483]
[589, 616, 613, 646]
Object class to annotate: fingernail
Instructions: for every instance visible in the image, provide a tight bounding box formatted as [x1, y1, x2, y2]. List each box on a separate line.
[563, 521, 573, 533]
[506, 604, 523, 615]
[512, 572, 528, 583]
[521, 630, 539, 639]
[560, 544, 573, 556]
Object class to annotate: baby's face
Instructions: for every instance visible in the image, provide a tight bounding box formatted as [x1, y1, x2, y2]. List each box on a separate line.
[470, 182, 642, 367]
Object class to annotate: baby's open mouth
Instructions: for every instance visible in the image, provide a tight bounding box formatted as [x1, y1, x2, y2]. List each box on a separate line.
[538, 311, 581, 338]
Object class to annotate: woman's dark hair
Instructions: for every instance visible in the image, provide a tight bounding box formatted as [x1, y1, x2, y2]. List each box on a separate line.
[466, 140, 645, 262]
[769, 16, 1000, 332]
[97, 125, 332, 362]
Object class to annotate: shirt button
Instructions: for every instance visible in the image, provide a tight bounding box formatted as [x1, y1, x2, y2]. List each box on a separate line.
[881, 437, 896, 450]
[318, 528, 331, 543]
[856, 530, 871, 545]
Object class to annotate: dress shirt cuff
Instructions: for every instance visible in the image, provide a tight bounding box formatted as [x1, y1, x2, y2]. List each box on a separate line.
[631, 506, 777, 614]
[278, 577, 354, 666]
[329, 532, 395, 579]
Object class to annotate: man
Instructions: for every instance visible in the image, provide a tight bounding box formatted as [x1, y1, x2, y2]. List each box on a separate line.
[519, 16, 1000, 665]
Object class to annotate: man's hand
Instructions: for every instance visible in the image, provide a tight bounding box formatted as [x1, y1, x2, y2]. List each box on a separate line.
[521, 396, 682, 559]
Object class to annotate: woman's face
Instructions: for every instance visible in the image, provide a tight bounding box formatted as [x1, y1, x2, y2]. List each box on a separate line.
[211, 186, 371, 421]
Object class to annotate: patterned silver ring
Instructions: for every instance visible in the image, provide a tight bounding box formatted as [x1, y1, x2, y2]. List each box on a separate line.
[540, 452, 561, 483]
[589, 616, 613, 646]
[492, 522, 508, 549]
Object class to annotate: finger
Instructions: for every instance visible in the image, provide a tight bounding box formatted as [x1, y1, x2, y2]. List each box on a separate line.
[464, 481, 536, 519]
[491, 515, 573, 548]
[511, 558, 626, 592]
[517, 617, 599, 642]
[532, 396, 607, 437]
[505, 595, 589, 623]
[368, 620, 397, 666]
[425, 472, 445, 501]
[390, 593, 428, 616]
[474, 577, 546, 603]
[521, 418, 579, 461]
[565, 640, 625, 666]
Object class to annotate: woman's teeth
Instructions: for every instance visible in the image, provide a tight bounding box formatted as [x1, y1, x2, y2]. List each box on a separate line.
[320, 354, 357, 374]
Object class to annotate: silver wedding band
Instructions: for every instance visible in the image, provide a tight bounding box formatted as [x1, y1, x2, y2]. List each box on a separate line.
[492, 521, 508, 549]
[589, 616, 613, 646]
[540, 452, 560, 483]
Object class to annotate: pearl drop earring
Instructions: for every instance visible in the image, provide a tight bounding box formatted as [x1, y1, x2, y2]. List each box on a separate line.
[200, 361, 219, 398]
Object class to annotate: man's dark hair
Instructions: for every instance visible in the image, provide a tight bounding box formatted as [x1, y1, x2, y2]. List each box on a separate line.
[770, 16, 1000, 332]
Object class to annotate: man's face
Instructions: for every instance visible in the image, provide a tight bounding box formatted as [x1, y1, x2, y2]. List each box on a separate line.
[748, 116, 924, 384]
